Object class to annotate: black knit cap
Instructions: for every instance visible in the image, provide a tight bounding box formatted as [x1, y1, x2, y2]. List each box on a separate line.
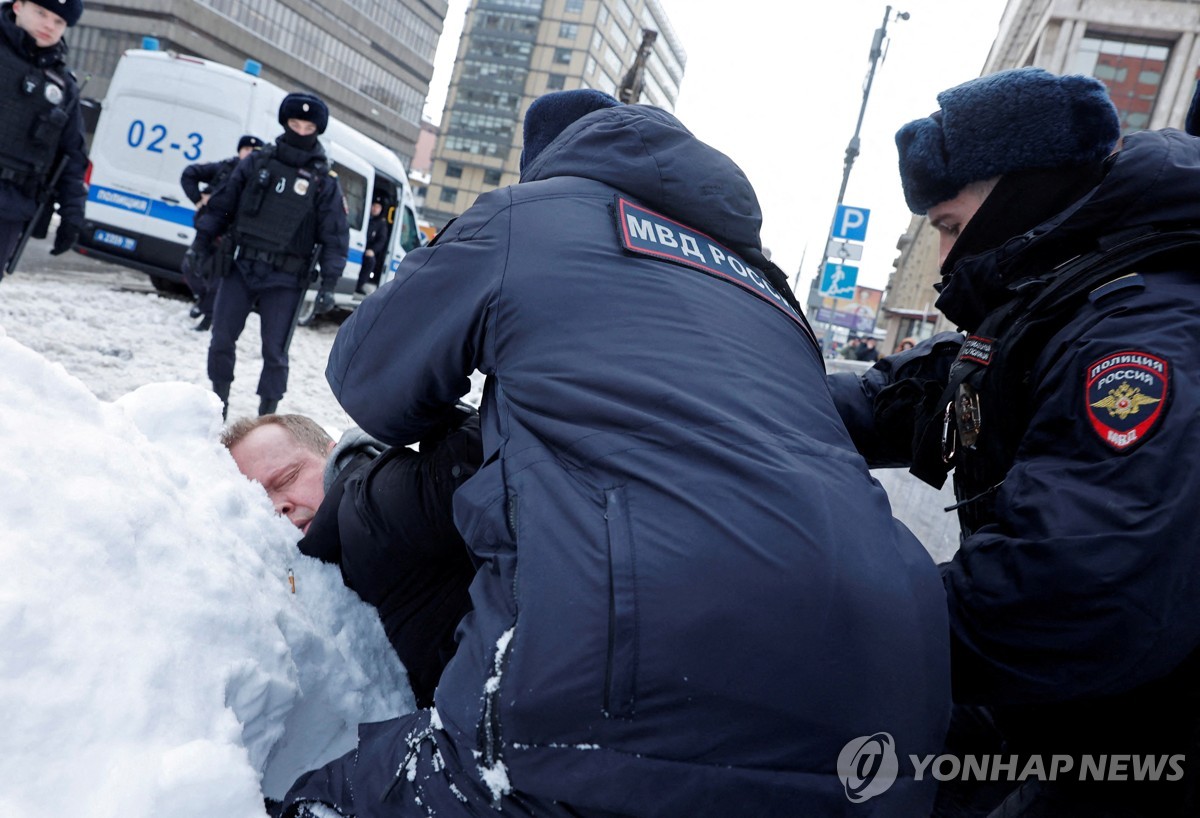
[896, 67, 1120, 214]
[24, 0, 83, 26]
[278, 93, 329, 134]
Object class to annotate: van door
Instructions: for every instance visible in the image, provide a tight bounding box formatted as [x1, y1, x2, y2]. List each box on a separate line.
[380, 195, 423, 286]
[322, 141, 372, 300]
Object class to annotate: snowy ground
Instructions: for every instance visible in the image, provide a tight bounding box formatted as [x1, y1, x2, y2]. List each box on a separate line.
[0, 246, 957, 816]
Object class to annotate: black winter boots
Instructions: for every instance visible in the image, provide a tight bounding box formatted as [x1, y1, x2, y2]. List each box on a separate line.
[213, 382, 231, 421]
[258, 398, 279, 416]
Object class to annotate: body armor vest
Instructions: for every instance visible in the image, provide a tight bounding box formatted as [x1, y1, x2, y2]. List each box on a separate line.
[916, 228, 1200, 536]
[233, 148, 323, 265]
[0, 42, 70, 192]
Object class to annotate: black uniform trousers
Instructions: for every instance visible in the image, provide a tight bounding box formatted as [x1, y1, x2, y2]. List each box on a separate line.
[207, 258, 304, 400]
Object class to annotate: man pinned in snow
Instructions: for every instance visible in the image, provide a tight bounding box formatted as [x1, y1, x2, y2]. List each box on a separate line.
[223, 407, 480, 708]
[278, 90, 951, 817]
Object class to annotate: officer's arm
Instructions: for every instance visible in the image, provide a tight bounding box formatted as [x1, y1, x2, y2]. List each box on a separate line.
[194, 157, 250, 243]
[52, 98, 88, 229]
[945, 303, 1200, 706]
[316, 177, 350, 287]
[827, 331, 962, 468]
[327, 191, 508, 445]
[179, 162, 216, 204]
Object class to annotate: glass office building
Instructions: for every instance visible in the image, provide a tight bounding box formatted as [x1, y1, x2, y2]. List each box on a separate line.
[68, 0, 448, 164]
[423, 0, 686, 226]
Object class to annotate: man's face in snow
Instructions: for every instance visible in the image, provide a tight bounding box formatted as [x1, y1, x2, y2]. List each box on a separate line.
[228, 424, 332, 534]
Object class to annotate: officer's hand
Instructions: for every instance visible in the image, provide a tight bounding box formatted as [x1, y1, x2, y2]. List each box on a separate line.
[313, 287, 336, 315]
[50, 222, 81, 256]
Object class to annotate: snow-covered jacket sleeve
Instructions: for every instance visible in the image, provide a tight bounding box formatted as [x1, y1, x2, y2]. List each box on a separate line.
[946, 281, 1200, 706]
[326, 190, 509, 445]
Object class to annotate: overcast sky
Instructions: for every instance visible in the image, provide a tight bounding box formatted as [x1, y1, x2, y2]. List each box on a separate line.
[424, 0, 1010, 292]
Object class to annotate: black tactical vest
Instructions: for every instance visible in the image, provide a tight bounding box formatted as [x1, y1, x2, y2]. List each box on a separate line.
[916, 228, 1200, 536]
[0, 41, 70, 191]
[233, 148, 324, 265]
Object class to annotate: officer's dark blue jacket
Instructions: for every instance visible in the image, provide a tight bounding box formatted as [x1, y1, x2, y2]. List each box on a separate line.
[0, 4, 87, 228]
[195, 136, 348, 290]
[831, 129, 1200, 761]
[318, 103, 951, 816]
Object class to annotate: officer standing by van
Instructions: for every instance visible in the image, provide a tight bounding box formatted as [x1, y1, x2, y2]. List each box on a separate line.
[354, 190, 389, 294]
[191, 93, 348, 419]
[180, 134, 263, 330]
[0, 0, 88, 280]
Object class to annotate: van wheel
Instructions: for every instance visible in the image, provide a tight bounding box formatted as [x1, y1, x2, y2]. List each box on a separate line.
[150, 275, 191, 298]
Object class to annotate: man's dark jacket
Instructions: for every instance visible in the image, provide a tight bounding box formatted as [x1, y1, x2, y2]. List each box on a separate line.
[307, 102, 951, 816]
[830, 130, 1200, 809]
[298, 414, 481, 708]
[0, 3, 87, 228]
[180, 156, 239, 206]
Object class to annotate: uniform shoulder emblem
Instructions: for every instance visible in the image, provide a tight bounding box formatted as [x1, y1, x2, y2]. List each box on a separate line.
[1085, 350, 1168, 452]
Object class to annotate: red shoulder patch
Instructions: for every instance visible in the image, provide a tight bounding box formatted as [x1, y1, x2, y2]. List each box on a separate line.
[1084, 351, 1168, 452]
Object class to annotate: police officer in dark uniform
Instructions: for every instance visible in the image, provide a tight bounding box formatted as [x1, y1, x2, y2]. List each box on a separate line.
[180, 134, 263, 330]
[830, 68, 1200, 816]
[192, 93, 349, 419]
[0, 0, 87, 280]
[354, 191, 389, 295]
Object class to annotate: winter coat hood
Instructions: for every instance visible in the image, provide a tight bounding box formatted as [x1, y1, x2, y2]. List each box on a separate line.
[937, 129, 1200, 329]
[519, 103, 771, 270]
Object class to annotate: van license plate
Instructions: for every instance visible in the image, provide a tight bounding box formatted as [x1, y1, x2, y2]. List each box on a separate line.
[95, 230, 137, 252]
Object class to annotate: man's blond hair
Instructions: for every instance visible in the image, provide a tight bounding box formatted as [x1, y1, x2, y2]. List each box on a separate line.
[221, 414, 333, 458]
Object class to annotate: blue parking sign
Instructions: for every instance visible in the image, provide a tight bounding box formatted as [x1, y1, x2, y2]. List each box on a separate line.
[820, 261, 858, 298]
[833, 205, 870, 241]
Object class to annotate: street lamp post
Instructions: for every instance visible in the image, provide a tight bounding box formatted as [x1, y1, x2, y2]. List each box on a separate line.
[813, 6, 908, 354]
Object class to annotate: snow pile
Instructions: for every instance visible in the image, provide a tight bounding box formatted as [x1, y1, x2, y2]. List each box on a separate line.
[0, 331, 413, 817]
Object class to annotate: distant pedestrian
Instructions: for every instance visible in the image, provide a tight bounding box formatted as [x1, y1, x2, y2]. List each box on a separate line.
[0, 0, 88, 280]
[354, 191, 389, 294]
[856, 336, 879, 362]
[191, 93, 349, 419]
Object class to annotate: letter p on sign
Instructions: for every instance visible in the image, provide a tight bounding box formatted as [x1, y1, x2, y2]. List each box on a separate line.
[834, 205, 871, 242]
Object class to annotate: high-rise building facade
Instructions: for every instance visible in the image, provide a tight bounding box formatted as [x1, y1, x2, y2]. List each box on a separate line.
[423, 0, 686, 227]
[879, 0, 1200, 350]
[68, 0, 448, 164]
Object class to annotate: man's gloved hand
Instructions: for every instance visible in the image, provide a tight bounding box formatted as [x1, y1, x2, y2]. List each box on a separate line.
[49, 221, 80, 256]
[313, 287, 336, 315]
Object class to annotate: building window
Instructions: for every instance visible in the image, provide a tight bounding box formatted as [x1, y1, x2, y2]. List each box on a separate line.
[554, 48, 573, 64]
[440, 187, 458, 204]
[585, 55, 597, 77]
[547, 73, 566, 90]
[559, 22, 578, 40]
[445, 163, 463, 178]
[484, 169, 503, 186]
[565, 0, 583, 11]
[598, 5, 609, 25]
[1070, 34, 1170, 132]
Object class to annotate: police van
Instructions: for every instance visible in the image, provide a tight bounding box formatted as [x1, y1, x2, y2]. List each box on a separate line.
[78, 48, 423, 310]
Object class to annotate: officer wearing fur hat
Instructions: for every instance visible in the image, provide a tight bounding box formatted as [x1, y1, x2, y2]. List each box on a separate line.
[276, 88, 952, 817]
[0, 0, 87, 280]
[829, 67, 1200, 816]
[180, 134, 263, 330]
[192, 94, 348, 418]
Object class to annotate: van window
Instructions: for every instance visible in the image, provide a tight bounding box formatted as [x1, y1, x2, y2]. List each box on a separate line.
[400, 205, 421, 252]
[338, 165, 368, 231]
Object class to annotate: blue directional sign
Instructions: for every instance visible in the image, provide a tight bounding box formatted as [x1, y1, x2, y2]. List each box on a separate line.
[820, 261, 858, 299]
[832, 205, 871, 241]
